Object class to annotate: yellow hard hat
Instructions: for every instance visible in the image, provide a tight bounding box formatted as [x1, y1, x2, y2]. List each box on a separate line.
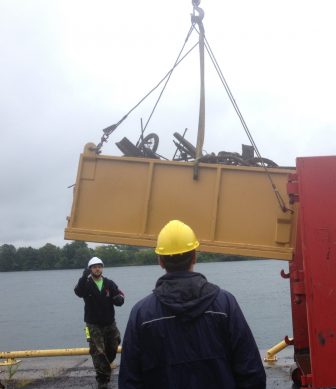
[155, 220, 199, 256]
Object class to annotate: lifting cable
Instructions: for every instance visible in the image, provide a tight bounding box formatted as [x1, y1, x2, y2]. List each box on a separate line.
[137, 26, 195, 143]
[191, 7, 292, 213]
[92, 0, 291, 214]
[93, 27, 197, 155]
[191, 0, 206, 180]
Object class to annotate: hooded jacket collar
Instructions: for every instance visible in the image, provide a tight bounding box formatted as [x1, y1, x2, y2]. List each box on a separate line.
[153, 271, 219, 321]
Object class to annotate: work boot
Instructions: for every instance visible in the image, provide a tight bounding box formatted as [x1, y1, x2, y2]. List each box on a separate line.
[97, 383, 108, 389]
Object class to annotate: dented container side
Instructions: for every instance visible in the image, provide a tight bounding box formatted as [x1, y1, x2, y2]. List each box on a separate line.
[65, 145, 297, 260]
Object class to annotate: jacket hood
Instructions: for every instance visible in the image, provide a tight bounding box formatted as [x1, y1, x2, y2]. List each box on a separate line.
[153, 271, 219, 321]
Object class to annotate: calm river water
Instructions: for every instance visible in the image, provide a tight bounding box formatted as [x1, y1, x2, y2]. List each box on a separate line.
[0, 260, 292, 351]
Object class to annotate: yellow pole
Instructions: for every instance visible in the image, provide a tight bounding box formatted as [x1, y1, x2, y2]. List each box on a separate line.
[264, 338, 293, 362]
[0, 346, 122, 365]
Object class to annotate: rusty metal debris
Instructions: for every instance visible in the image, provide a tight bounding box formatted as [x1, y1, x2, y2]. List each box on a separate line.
[115, 131, 279, 168]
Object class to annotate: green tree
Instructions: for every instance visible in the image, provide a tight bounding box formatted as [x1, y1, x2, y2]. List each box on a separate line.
[134, 249, 156, 265]
[16, 247, 40, 270]
[39, 243, 61, 269]
[0, 244, 17, 271]
[94, 245, 125, 267]
[0, 240, 248, 272]
[61, 241, 93, 269]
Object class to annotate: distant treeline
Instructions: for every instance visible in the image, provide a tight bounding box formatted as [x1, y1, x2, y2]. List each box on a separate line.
[0, 241, 248, 272]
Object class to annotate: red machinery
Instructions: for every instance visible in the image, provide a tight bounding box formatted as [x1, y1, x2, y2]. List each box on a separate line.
[288, 156, 336, 387]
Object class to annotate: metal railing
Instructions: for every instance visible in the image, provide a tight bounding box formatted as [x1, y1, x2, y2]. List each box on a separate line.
[0, 346, 122, 366]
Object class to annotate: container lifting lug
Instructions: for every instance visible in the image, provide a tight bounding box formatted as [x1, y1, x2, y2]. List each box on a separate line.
[280, 269, 290, 279]
[287, 173, 299, 204]
[284, 335, 294, 345]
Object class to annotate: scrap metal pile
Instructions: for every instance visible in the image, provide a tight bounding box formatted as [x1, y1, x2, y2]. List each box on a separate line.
[115, 131, 279, 167]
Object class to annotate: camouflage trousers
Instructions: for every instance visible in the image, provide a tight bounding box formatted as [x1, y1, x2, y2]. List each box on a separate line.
[86, 322, 121, 384]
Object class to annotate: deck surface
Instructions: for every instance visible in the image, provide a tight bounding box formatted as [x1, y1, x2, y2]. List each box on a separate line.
[0, 350, 297, 388]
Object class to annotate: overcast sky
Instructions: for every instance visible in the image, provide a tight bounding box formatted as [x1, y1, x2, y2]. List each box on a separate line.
[1, 0, 335, 249]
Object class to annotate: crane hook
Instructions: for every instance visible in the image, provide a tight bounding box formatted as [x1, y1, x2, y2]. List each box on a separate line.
[191, 0, 204, 25]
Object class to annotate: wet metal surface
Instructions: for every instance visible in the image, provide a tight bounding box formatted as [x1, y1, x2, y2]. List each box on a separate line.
[0, 350, 297, 388]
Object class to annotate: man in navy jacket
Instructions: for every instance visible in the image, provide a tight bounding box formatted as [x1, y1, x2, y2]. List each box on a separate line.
[119, 220, 266, 389]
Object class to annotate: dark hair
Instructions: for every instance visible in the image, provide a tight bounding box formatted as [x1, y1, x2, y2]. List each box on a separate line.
[159, 250, 195, 272]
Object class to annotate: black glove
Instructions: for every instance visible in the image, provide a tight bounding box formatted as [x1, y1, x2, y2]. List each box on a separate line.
[112, 293, 124, 306]
[82, 268, 91, 278]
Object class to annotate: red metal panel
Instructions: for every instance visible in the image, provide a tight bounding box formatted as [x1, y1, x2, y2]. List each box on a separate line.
[289, 221, 311, 384]
[297, 156, 336, 388]
[290, 223, 309, 351]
